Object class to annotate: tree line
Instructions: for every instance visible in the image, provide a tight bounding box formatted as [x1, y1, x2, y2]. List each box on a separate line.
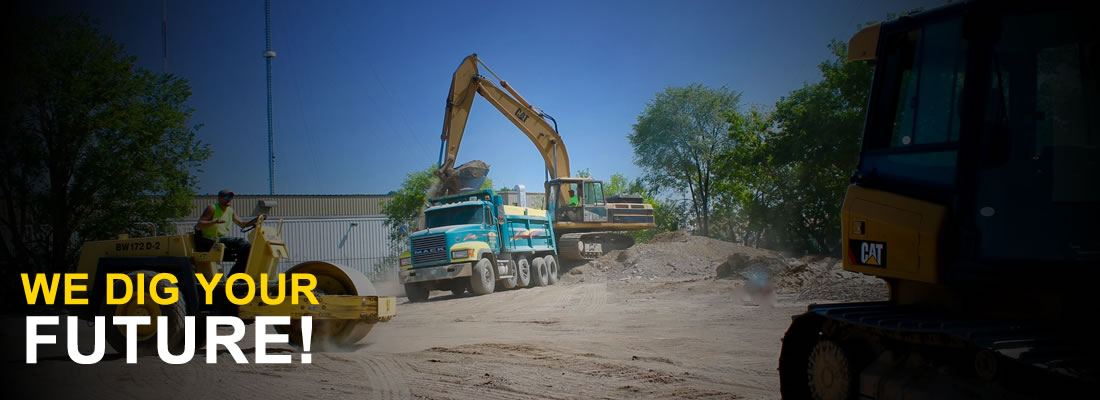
[630, 39, 873, 255]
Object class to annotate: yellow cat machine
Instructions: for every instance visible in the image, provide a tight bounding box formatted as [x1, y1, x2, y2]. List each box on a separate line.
[72, 215, 396, 354]
[779, 2, 1097, 399]
[434, 54, 655, 261]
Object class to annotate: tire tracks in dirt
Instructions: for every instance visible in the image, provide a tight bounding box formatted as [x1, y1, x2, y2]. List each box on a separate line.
[397, 342, 743, 399]
[550, 283, 607, 315]
[354, 354, 412, 399]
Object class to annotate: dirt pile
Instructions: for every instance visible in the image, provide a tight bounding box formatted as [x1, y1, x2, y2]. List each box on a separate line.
[563, 230, 769, 281]
[562, 230, 887, 302]
[767, 257, 886, 302]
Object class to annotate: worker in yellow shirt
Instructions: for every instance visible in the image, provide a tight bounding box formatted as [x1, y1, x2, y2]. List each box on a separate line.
[194, 189, 256, 275]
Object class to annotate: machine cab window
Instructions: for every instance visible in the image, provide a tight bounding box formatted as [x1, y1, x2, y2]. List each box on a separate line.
[860, 15, 968, 187]
[484, 206, 495, 226]
[425, 204, 485, 228]
[973, 9, 1098, 263]
[584, 182, 605, 206]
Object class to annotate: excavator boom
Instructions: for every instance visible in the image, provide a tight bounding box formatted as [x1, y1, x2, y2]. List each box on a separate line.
[439, 54, 569, 183]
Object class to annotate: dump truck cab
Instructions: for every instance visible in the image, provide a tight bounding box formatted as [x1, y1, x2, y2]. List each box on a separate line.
[400, 189, 559, 302]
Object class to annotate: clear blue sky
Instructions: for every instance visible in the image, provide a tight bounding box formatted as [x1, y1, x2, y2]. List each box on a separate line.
[36, 0, 944, 195]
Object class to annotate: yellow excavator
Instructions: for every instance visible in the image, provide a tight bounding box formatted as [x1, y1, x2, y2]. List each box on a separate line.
[434, 54, 655, 261]
[779, 2, 1097, 399]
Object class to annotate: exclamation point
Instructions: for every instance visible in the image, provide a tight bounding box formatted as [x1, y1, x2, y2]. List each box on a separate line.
[301, 316, 312, 363]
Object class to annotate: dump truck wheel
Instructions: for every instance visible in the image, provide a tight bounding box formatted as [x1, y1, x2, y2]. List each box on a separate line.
[531, 257, 549, 287]
[516, 258, 531, 288]
[449, 279, 468, 296]
[405, 283, 430, 302]
[544, 255, 559, 285]
[276, 262, 379, 350]
[500, 263, 518, 290]
[102, 270, 187, 356]
[470, 257, 496, 295]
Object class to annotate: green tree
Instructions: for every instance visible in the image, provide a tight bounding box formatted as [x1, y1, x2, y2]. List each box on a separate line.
[721, 39, 873, 253]
[604, 173, 647, 198]
[381, 165, 437, 251]
[605, 173, 628, 197]
[629, 84, 741, 237]
[480, 177, 494, 191]
[768, 39, 872, 253]
[1, 16, 210, 275]
[714, 107, 775, 243]
[631, 196, 691, 243]
[574, 168, 591, 178]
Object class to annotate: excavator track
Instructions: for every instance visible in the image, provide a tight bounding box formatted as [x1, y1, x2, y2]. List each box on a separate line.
[557, 232, 635, 261]
[779, 302, 1094, 400]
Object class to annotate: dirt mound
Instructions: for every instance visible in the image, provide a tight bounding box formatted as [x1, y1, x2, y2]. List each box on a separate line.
[714, 253, 787, 280]
[564, 232, 767, 282]
[562, 230, 886, 302]
[772, 258, 887, 302]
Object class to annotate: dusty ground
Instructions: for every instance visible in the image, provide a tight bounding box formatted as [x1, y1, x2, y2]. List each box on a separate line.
[4, 232, 886, 399]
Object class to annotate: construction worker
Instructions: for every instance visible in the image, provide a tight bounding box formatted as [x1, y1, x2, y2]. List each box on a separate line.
[194, 189, 255, 274]
[568, 189, 579, 206]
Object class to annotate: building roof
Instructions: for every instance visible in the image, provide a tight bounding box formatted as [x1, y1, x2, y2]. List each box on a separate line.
[186, 194, 390, 219]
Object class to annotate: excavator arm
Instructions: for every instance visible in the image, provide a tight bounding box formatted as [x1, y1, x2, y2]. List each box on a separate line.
[438, 54, 571, 187]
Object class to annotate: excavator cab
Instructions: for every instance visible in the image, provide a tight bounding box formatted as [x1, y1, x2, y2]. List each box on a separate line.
[547, 177, 608, 223]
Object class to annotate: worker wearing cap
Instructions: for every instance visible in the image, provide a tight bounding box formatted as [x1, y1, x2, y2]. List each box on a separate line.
[194, 189, 255, 275]
[568, 189, 579, 206]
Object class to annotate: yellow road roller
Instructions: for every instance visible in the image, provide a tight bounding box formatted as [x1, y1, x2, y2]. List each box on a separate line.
[72, 215, 396, 355]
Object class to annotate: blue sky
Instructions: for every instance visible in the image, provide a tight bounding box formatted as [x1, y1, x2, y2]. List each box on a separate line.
[37, 0, 943, 195]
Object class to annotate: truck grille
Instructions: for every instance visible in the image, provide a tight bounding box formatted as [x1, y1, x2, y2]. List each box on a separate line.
[411, 234, 448, 265]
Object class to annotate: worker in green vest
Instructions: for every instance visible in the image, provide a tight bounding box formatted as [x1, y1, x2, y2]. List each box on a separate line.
[194, 189, 256, 275]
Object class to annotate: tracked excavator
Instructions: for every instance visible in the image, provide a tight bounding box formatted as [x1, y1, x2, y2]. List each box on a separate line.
[779, 2, 1097, 399]
[433, 54, 655, 261]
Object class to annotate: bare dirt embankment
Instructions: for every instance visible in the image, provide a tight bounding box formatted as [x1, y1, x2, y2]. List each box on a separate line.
[564, 230, 887, 302]
[6, 231, 886, 399]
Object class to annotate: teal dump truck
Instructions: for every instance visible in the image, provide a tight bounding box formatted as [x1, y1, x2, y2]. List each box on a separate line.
[398, 189, 559, 302]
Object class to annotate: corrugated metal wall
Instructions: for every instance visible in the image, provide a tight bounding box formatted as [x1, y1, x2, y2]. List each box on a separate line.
[186, 195, 388, 219]
[176, 216, 405, 283]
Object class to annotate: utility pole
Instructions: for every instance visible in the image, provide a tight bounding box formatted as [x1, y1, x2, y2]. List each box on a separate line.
[162, 0, 167, 73]
[264, 0, 277, 194]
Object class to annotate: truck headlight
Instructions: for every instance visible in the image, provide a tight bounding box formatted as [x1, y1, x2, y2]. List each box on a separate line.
[451, 249, 473, 260]
[399, 257, 412, 266]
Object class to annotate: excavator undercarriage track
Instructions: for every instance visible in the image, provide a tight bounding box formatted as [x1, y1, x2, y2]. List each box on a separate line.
[780, 303, 1094, 400]
[557, 232, 634, 261]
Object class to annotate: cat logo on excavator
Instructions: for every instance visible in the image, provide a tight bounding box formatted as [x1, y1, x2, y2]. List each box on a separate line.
[849, 240, 886, 267]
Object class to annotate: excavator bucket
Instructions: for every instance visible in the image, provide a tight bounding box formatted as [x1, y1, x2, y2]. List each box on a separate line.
[272, 261, 393, 350]
[433, 160, 490, 197]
